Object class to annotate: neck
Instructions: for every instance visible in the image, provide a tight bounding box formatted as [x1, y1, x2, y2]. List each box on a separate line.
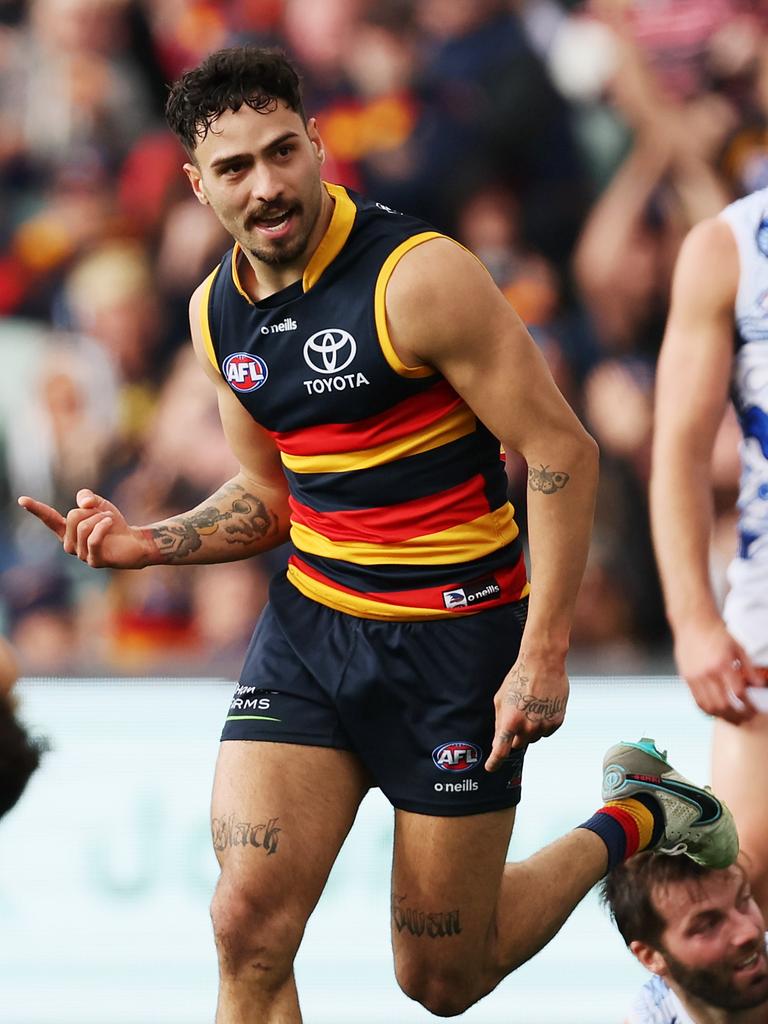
[238, 184, 335, 301]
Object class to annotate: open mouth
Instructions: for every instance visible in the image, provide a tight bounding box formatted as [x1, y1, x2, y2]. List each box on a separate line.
[249, 208, 296, 237]
[733, 949, 767, 977]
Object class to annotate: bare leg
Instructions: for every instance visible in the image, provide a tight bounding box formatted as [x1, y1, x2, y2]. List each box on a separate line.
[712, 714, 768, 914]
[391, 808, 607, 1017]
[211, 741, 370, 1023]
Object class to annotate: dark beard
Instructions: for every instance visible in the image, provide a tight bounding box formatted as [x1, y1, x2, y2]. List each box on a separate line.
[663, 945, 768, 1011]
[246, 233, 309, 266]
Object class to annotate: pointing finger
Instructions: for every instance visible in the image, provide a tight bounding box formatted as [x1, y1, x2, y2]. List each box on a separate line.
[17, 496, 66, 539]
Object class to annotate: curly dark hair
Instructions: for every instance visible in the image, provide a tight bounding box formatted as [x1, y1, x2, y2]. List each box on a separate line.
[165, 46, 306, 154]
[0, 694, 45, 819]
[601, 850, 748, 949]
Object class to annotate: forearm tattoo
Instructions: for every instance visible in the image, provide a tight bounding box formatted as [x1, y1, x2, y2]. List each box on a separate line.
[528, 465, 570, 494]
[392, 894, 462, 939]
[148, 483, 277, 562]
[211, 813, 281, 855]
[501, 659, 567, 732]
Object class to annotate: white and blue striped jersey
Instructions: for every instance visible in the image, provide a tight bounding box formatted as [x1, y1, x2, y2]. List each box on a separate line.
[719, 189, 768, 664]
[626, 974, 695, 1024]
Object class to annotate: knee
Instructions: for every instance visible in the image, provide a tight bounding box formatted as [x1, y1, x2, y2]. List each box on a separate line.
[210, 878, 302, 983]
[395, 958, 478, 1018]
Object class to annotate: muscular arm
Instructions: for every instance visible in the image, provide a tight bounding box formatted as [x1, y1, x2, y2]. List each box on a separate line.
[386, 239, 599, 764]
[650, 217, 760, 720]
[140, 281, 290, 564]
[19, 281, 291, 569]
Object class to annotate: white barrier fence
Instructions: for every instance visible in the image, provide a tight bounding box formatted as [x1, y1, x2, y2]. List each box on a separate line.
[0, 677, 714, 1024]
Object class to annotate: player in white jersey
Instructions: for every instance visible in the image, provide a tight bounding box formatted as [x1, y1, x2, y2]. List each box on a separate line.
[651, 188, 768, 912]
[603, 852, 768, 1024]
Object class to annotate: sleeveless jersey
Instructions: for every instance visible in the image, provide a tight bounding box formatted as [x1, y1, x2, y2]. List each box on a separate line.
[199, 182, 528, 620]
[719, 189, 768, 661]
[626, 975, 695, 1024]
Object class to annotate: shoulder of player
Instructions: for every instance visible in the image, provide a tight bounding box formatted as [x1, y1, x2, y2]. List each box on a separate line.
[672, 215, 738, 308]
[385, 236, 509, 358]
[188, 275, 222, 382]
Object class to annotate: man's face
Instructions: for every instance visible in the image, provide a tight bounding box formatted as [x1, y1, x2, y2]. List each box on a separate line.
[644, 867, 768, 1011]
[184, 101, 325, 267]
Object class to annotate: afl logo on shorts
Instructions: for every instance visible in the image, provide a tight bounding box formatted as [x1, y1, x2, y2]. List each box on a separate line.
[223, 352, 268, 392]
[432, 741, 482, 773]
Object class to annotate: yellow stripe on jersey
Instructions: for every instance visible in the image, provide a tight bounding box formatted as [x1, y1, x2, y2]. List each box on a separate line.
[198, 265, 221, 372]
[230, 245, 253, 304]
[303, 182, 357, 291]
[289, 506, 519, 565]
[280, 403, 476, 473]
[374, 231, 443, 378]
[286, 563, 448, 620]
[287, 562, 530, 620]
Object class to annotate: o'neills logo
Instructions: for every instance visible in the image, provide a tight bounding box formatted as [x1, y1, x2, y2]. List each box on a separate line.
[442, 577, 501, 610]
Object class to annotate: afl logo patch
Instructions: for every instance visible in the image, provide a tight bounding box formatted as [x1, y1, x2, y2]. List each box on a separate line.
[757, 217, 768, 258]
[432, 741, 482, 773]
[303, 329, 356, 374]
[223, 352, 268, 392]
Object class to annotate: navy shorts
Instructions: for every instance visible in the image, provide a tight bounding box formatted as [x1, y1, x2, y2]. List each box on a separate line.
[221, 572, 528, 816]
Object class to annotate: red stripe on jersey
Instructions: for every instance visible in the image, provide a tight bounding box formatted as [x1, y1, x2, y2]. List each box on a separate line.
[288, 474, 493, 543]
[271, 379, 462, 456]
[288, 554, 528, 613]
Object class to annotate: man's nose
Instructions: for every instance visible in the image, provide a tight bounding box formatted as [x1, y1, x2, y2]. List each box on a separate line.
[250, 165, 283, 204]
[731, 910, 763, 949]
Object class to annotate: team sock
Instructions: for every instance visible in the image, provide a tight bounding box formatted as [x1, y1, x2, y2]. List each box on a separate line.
[578, 793, 664, 872]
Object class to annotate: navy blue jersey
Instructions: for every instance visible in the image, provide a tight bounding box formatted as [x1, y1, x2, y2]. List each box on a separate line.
[198, 182, 527, 619]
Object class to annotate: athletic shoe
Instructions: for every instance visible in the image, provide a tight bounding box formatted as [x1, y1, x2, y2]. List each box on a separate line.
[602, 737, 738, 868]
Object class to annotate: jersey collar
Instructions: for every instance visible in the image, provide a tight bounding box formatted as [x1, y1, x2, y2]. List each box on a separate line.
[230, 181, 357, 303]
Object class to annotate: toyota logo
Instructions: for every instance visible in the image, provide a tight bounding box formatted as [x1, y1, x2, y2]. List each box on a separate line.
[303, 329, 356, 374]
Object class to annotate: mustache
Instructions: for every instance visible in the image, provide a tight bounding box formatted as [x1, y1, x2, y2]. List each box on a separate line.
[246, 202, 298, 228]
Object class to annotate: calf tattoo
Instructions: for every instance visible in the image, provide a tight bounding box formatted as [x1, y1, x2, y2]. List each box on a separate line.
[148, 483, 276, 561]
[528, 465, 570, 494]
[392, 894, 462, 938]
[211, 813, 281, 855]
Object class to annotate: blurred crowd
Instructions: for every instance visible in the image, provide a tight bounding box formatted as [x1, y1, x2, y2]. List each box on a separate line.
[1, 0, 766, 677]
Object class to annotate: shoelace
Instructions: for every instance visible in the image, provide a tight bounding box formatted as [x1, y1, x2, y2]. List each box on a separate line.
[659, 841, 688, 856]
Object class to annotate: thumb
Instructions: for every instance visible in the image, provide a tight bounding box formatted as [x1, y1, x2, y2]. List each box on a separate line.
[76, 489, 119, 515]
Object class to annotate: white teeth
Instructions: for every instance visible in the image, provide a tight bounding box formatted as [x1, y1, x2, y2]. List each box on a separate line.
[736, 952, 759, 969]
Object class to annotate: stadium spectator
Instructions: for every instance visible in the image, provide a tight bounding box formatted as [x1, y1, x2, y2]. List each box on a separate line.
[0, 0, 765, 675]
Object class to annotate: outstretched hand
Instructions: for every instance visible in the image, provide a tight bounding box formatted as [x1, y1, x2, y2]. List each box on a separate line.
[17, 489, 152, 570]
[485, 652, 569, 772]
[674, 620, 763, 724]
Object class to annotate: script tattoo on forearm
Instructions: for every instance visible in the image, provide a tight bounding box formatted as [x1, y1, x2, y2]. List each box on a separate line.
[392, 894, 462, 939]
[528, 465, 570, 494]
[211, 813, 281, 855]
[149, 483, 277, 561]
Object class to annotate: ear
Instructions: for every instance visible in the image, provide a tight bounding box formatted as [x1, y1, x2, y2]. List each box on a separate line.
[306, 117, 326, 166]
[184, 162, 209, 205]
[629, 940, 668, 978]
